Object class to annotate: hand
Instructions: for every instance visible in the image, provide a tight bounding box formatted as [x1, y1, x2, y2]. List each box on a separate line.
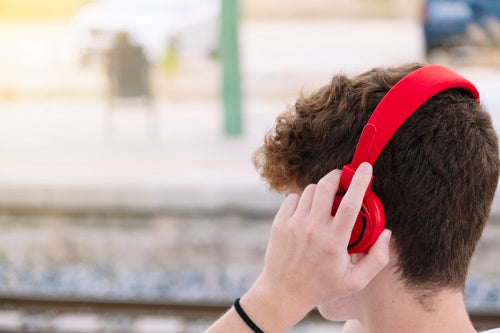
[241, 162, 392, 332]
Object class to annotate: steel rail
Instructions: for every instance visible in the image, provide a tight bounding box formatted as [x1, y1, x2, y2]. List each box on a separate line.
[0, 295, 499, 330]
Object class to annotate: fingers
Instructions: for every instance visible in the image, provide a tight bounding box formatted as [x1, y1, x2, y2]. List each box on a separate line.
[332, 162, 372, 247]
[274, 169, 340, 230]
[348, 229, 391, 291]
[293, 183, 316, 218]
[309, 169, 341, 223]
[274, 193, 300, 227]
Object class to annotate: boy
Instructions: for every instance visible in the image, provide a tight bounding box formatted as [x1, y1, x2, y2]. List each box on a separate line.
[206, 63, 500, 332]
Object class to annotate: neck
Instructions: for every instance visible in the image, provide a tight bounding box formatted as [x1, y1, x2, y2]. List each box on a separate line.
[355, 268, 476, 333]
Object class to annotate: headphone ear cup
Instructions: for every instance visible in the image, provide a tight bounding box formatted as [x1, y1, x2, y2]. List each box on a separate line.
[331, 190, 385, 254]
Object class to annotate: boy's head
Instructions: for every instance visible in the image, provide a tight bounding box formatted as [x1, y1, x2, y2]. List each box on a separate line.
[253, 63, 499, 296]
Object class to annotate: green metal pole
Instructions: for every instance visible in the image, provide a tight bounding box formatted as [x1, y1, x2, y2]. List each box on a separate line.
[221, 0, 242, 136]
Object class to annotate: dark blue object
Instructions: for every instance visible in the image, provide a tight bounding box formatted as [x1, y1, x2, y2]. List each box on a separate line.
[423, 0, 500, 54]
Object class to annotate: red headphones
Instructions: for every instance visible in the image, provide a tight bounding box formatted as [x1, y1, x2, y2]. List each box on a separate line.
[331, 65, 480, 254]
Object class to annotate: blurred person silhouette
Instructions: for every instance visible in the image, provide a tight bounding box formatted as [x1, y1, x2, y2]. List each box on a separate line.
[105, 31, 157, 136]
[205, 63, 500, 333]
[107, 31, 150, 99]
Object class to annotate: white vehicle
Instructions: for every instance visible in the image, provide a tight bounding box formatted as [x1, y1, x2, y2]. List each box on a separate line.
[71, 0, 220, 64]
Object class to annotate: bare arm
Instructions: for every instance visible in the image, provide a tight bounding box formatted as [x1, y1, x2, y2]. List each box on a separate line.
[205, 307, 254, 333]
[205, 284, 310, 333]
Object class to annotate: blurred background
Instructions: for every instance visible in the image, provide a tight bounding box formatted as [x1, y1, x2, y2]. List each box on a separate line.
[0, 0, 499, 332]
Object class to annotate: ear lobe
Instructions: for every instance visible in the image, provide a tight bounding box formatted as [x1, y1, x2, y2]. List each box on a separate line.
[348, 229, 392, 291]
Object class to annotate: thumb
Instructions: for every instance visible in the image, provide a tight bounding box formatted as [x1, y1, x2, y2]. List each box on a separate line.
[349, 230, 392, 291]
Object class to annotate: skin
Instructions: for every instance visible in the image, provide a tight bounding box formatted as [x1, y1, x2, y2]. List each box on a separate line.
[325, 247, 476, 333]
[206, 162, 391, 332]
[205, 162, 478, 333]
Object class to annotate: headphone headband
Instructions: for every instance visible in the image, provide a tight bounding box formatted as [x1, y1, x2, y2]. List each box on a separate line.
[339, 65, 480, 191]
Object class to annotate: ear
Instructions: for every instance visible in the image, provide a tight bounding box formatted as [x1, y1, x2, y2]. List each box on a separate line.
[348, 230, 391, 292]
[317, 294, 357, 321]
[342, 320, 364, 333]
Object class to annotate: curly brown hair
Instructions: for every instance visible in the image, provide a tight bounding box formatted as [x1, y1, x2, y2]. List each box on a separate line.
[253, 63, 499, 292]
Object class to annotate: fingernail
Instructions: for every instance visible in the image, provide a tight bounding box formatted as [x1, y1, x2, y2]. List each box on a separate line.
[358, 162, 372, 175]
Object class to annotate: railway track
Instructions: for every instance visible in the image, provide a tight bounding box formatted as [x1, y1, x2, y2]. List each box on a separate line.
[0, 296, 228, 319]
[0, 296, 498, 332]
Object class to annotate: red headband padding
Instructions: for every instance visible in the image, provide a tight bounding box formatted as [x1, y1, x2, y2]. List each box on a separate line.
[340, 65, 480, 191]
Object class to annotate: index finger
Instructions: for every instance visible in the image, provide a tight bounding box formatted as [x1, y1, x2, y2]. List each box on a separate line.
[330, 162, 373, 248]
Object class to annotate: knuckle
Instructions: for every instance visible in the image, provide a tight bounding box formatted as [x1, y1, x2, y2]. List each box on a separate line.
[353, 170, 371, 185]
[339, 201, 360, 217]
[305, 226, 316, 242]
[350, 176, 367, 189]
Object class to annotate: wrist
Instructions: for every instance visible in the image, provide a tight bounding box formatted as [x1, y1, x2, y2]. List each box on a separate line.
[239, 276, 313, 333]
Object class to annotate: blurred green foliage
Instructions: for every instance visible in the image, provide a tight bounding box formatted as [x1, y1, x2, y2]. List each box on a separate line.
[160, 41, 180, 77]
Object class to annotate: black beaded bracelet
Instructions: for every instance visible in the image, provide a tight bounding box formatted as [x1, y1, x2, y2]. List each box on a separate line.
[234, 298, 264, 333]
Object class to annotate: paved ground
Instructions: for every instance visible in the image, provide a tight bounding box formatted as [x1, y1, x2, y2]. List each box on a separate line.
[0, 98, 284, 214]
